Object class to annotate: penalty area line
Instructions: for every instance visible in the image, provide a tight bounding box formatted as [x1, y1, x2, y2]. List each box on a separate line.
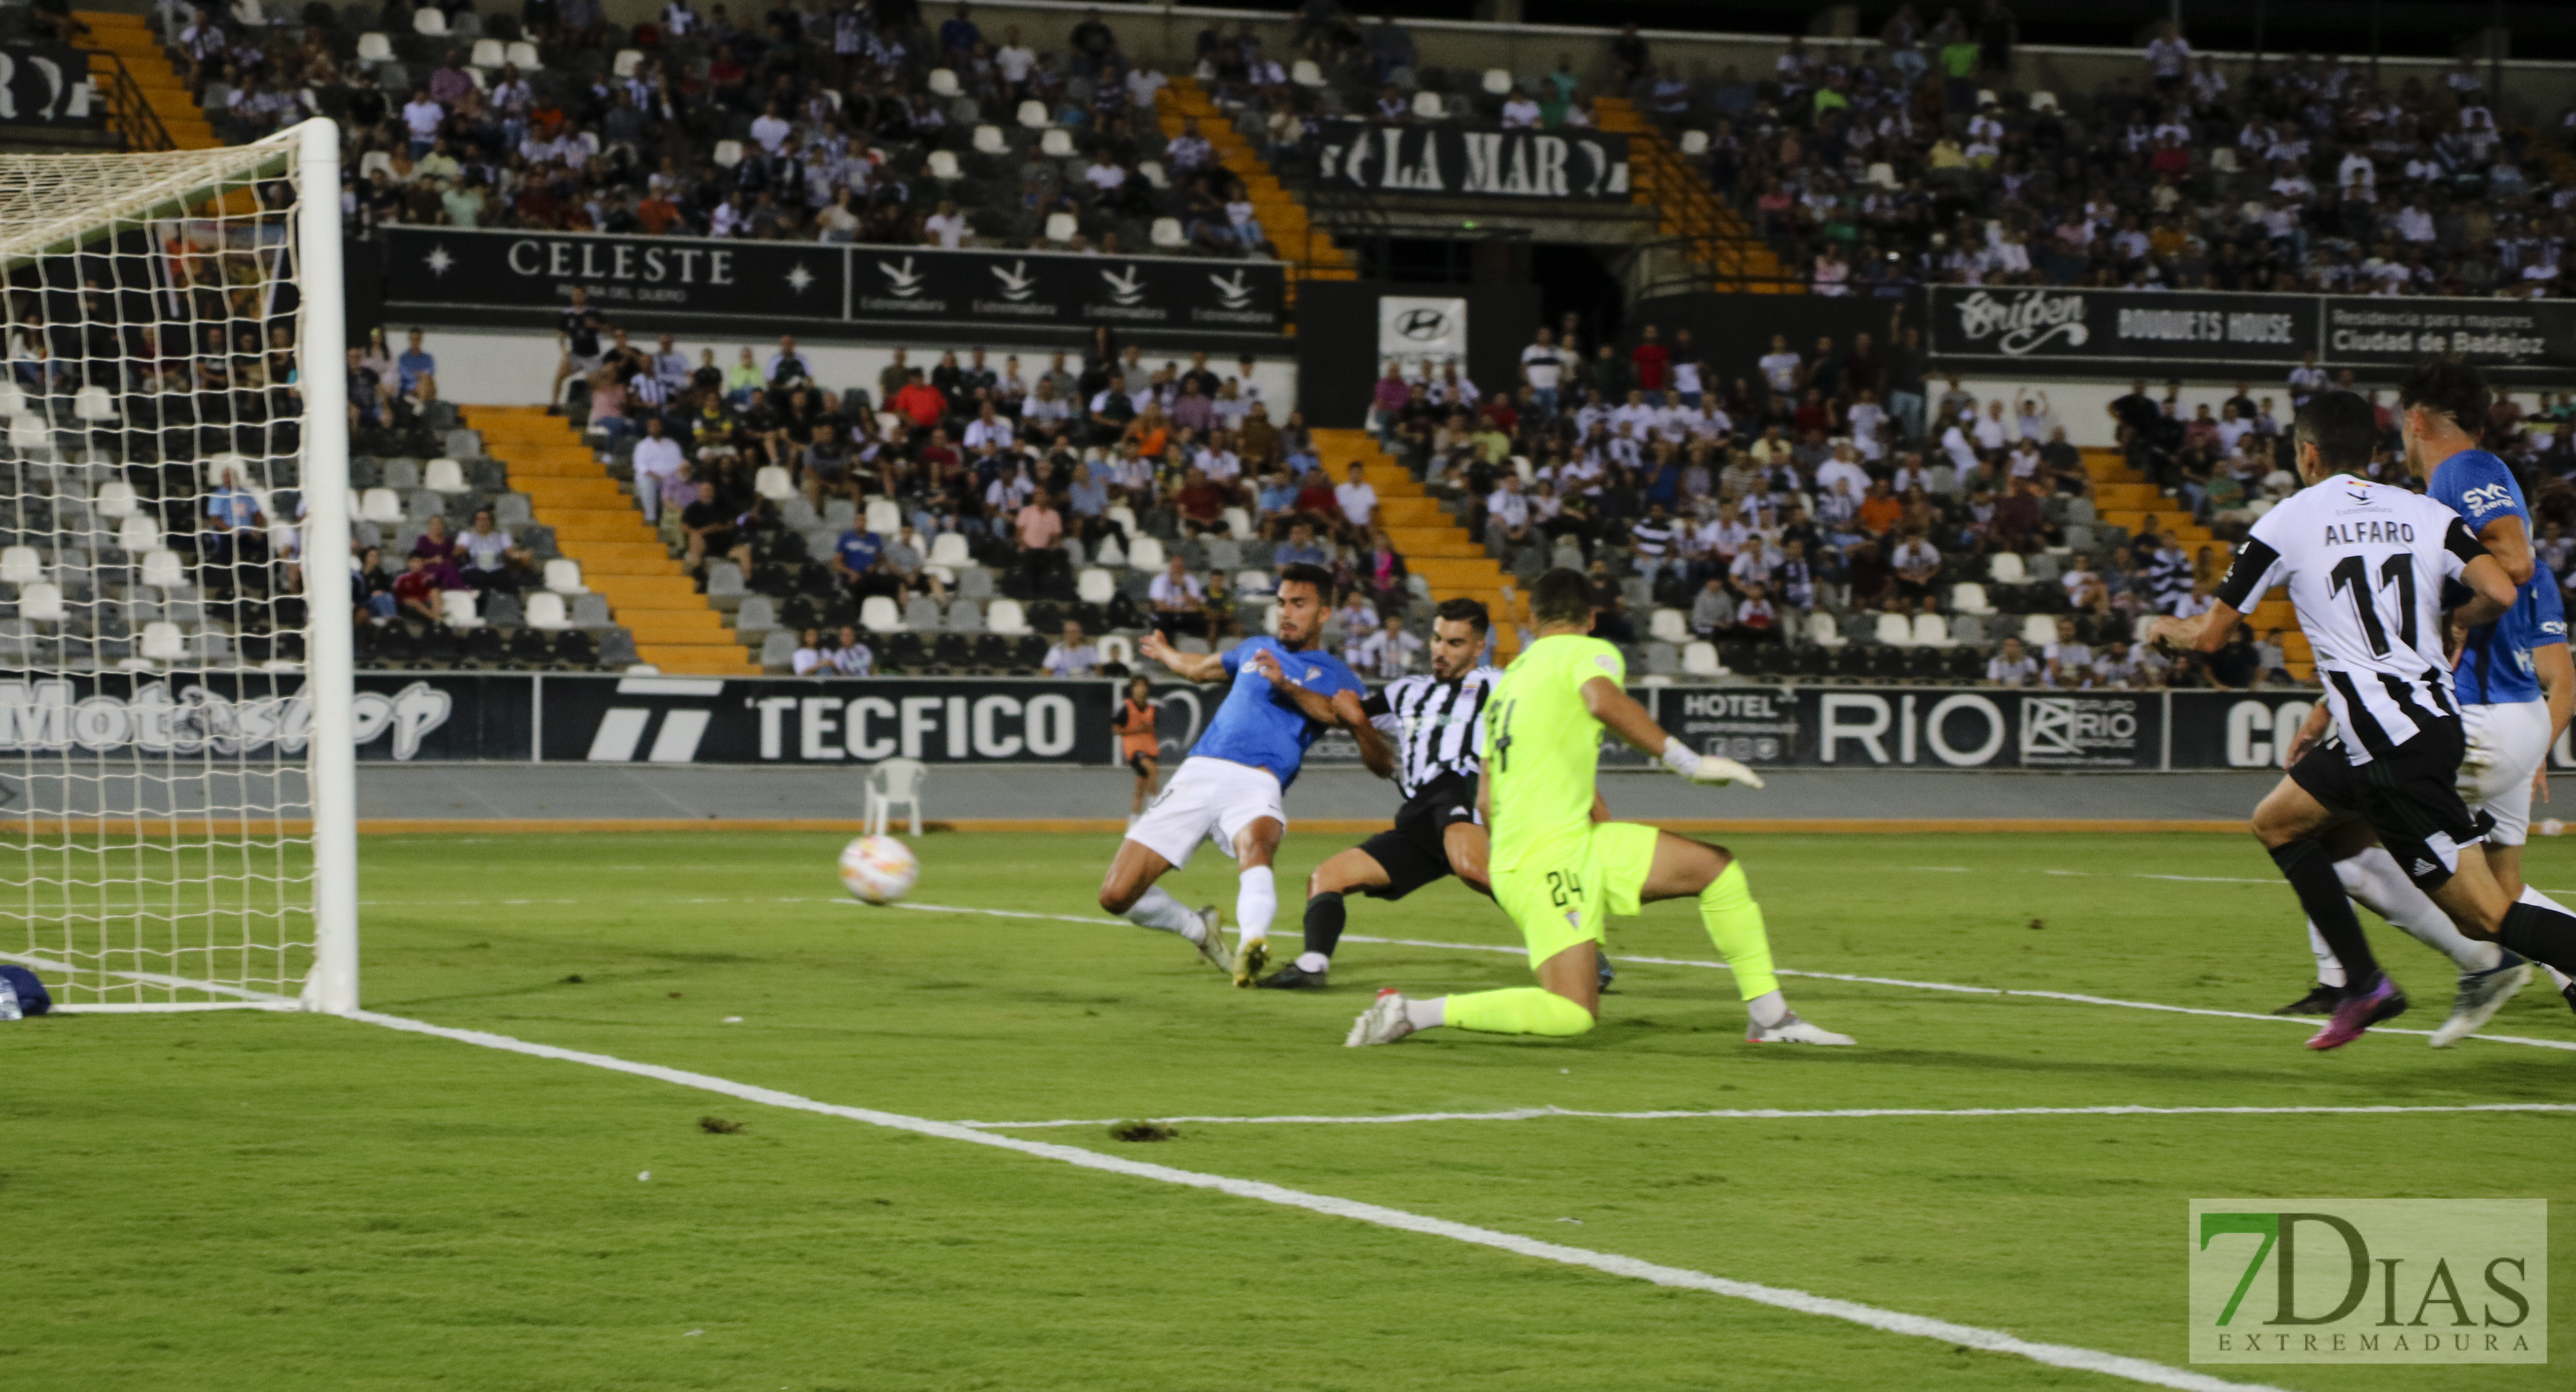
[871, 902, 2576, 1052]
[340, 1007, 2290, 1392]
[955, 1101, 2576, 1130]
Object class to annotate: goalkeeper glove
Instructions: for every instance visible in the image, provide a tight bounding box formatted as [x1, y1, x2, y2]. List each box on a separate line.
[1661, 737, 1765, 789]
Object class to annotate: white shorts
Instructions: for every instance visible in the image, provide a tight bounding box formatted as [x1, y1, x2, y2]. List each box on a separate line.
[1126, 756, 1285, 870]
[2461, 699, 2554, 846]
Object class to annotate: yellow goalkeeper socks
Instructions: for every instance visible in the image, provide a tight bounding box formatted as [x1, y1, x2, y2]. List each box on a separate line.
[1700, 860, 1780, 1001]
[1440, 987, 1596, 1037]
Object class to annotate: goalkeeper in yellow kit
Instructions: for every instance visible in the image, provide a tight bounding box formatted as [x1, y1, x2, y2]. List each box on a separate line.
[1346, 568, 1854, 1047]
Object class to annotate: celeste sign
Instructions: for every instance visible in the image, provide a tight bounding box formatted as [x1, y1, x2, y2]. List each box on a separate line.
[379, 227, 1286, 339]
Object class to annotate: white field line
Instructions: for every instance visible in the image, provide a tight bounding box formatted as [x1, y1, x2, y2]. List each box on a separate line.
[878, 902, 2576, 1053]
[956, 1102, 2576, 1130]
[342, 1007, 2293, 1392]
[0, 948, 301, 1006]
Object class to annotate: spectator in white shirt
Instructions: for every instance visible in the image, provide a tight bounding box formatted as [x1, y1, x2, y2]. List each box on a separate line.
[1757, 335, 1801, 396]
[2041, 619, 2093, 688]
[1334, 463, 1378, 532]
[1146, 555, 1205, 640]
[1501, 88, 1541, 128]
[831, 626, 875, 676]
[923, 200, 970, 249]
[1973, 400, 2011, 451]
[629, 417, 687, 522]
[1814, 443, 1870, 500]
[790, 627, 829, 675]
[1042, 621, 1101, 676]
[750, 100, 792, 153]
[1987, 636, 2041, 687]
[963, 402, 1015, 452]
[1355, 614, 1425, 679]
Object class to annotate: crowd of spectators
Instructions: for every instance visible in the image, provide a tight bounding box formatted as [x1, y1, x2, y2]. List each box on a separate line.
[170, 0, 1290, 255]
[1611, 14, 2575, 299]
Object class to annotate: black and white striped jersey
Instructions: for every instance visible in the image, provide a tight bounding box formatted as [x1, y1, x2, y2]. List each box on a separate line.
[2216, 477, 2488, 764]
[1363, 667, 1501, 800]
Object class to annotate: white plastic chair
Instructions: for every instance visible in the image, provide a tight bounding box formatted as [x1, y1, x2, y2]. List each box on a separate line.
[544, 558, 586, 594]
[1873, 611, 1914, 646]
[0, 381, 25, 417]
[1806, 611, 1846, 649]
[1950, 581, 1993, 615]
[94, 481, 138, 519]
[1076, 567, 1116, 604]
[927, 532, 972, 567]
[1044, 212, 1078, 242]
[927, 68, 961, 97]
[424, 457, 468, 492]
[1106, 504, 1139, 534]
[1137, 159, 1169, 189]
[866, 758, 927, 837]
[1649, 607, 1689, 643]
[1291, 59, 1324, 88]
[116, 515, 160, 554]
[754, 465, 796, 501]
[1411, 91, 1445, 120]
[865, 499, 902, 534]
[972, 123, 1008, 155]
[1680, 129, 1710, 155]
[73, 385, 116, 422]
[504, 39, 541, 69]
[440, 589, 482, 629]
[471, 37, 505, 67]
[2020, 614, 2059, 647]
[8, 418, 48, 451]
[523, 590, 573, 630]
[713, 139, 745, 168]
[1235, 569, 1274, 595]
[1909, 613, 1955, 649]
[1682, 641, 1722, 677]
[140, 620, 188, 663]
[612, 48, 643, 77]
[1221, 507, 1252, 540]
[1039, 128, 1075, 158]
[1016, 98, 1049, 128]
[1987, 552, 2028, 584]
[1095, 534, 1125, 567]
[1482, 68, 1512, 95]
[18, 582, 65, 623]
[140, 549, 187, 589]
[927, 149, 963, 180]
[1127, 536, 1166, 571]
[361, 487, 403, 523]
[860, 595, 906, 634]
[355, 31, 393, 62]
[359, 149, 396, 180]
[0, 546, 43, 585]
[987, 599, 1031, 635]
[411, 6, 446, 34]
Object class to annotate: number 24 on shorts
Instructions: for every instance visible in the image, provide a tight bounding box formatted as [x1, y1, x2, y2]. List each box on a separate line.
[1546, 868, 1584, 907]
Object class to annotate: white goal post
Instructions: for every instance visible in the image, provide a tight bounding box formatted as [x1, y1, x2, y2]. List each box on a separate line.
[0, 118, 356, 1014]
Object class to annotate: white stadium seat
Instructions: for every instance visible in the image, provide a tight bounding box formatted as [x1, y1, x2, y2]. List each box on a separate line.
[865, 500, 902, 534]
[927, 149, 963, 180]
[1126, 536, 1166, 572]
[860, 595, 907, 634]
[1949, 581, 1993, 615]
[1481, 68, 1511, 95]
[1039, 128, 1075, 158]
[360, 488, 403, 524]
[544, 558, 586, 594]
[1682, 641, 1722, 677]
[986, 599, 1031, 636]
[1044, 212, 1078, 242]
[0, 546, 43, 585]
[522, 591, 572, 630]
[1909, 613, 1955, 649]
[140, 550, 188, 589]
[2020, 614, 2060, 646]
[505, 40, 541, 69]
[927, 532, 972, 567]
[139, 621, 189, 663]
[1649, 608, 1689, 644]
[18, 582, 65, 623]
[1806, 612, 1847, 648]
[116, 515, 160, 554]
[1016, 99, 1050, 129]
[423, 457, 468, 492]
[1987, 552, 2029, 584]
[440, 590, 482, 629]
[355, 32, 393, 63]
[927, 68, 961, 97]
[972, 124, 1008, 155]
[95, 481, 139, 519]
[754, 465, 796, 501]
[1075, 568, 1116, 604]
[471, 37, 505, 67]
[1874, 612, 1914, 646]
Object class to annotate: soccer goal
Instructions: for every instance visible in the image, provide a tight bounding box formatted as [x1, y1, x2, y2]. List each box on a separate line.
[0, 119, 356, 1014]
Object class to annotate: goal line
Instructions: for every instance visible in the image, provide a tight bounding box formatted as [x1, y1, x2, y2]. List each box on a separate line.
[953, 1101, 2576, 1130]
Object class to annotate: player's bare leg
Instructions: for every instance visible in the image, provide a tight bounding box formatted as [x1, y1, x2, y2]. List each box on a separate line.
[1098, 838, 1227, 974]
[1443, 822, 1492, 898]
[1347, 940, 1599, 1046]
[1227, 816, 1285, 986]
[1128, 755, 1158, 820]
[1636, 833, 1851, 1044]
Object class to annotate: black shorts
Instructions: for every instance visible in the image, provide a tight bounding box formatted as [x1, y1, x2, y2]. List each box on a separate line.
[2288, 725, 2483, 889]
[1126, 750, 1157, 775]
[1357, 774, 1483, 901]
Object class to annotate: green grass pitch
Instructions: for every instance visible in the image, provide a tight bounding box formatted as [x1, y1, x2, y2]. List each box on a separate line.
[4, 823, 2570, 1391]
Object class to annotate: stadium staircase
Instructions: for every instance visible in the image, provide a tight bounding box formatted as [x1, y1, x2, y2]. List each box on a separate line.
[74, 11, 216, 149]
[1151, 79, 1356, 324]
[2082, 447, 2309, 679]
[1311, 428, 1522, 661]
[462, 407, 755, 675]
[1594, 98, 1795, 292]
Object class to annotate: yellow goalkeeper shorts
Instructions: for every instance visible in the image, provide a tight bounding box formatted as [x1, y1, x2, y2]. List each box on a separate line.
[1490, 821, 1661, 969]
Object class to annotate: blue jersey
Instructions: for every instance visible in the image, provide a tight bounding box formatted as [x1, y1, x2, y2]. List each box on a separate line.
[2428, 449, 2563, 705]
[1190, 637, 1365, 788]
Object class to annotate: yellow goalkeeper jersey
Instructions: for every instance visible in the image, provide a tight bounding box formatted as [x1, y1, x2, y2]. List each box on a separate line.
[1482, 633, 1624, 862]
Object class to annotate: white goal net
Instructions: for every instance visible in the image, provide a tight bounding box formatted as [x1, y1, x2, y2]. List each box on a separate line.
[0, 121, 356, 1013]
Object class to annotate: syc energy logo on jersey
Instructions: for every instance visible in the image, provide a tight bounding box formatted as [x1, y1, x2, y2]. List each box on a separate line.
[2187, 1199, 2546, 1364]
[2459, 481, 2516, 518]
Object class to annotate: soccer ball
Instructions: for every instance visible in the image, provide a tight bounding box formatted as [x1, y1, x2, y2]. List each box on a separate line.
[838, 835, 920, 905]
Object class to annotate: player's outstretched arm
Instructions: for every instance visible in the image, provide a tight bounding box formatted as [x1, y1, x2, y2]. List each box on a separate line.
[1330, 688, 1398, 779]
[1139, 629, 1228, 682]
[2454, 552, 2515, 630]
[1578, 676, 1763, 788]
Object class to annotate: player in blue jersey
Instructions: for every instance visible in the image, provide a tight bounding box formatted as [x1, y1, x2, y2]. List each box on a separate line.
[2274, 360, 2576, 1038]
[1097, 562, 1394, 986]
